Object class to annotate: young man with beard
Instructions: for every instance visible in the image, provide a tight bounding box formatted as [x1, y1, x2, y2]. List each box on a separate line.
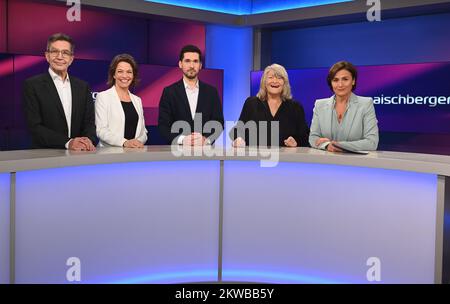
[158, 45, 224, 146]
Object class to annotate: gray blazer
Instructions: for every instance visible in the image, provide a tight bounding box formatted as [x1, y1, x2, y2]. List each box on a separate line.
[309, 93, 379, 151]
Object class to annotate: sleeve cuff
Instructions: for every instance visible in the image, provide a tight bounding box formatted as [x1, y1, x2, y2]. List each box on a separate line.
[177, 135, 185, 145]
[318, 141, 330, 150]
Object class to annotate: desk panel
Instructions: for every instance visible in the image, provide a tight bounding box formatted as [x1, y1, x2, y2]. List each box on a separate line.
[222, 161, 437, 283]
[0, 173, 9, 283]
[14, 161, 220, 283]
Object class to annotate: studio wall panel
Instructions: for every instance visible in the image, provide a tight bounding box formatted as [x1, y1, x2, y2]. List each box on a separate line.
[205, 25, 252, 125]
[12, 55, 47, 130]
[0, 0, 6, 52]
[8, 54, 223, 150]
[11, 55, 47, 149]
[270, 12, 450, 69]
[8, 0, 148, 62]
[0, 54, 13, 131]
[148, 20, 205, 66]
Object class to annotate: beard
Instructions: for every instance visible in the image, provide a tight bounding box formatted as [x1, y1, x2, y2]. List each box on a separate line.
[183, 69, 198, 79]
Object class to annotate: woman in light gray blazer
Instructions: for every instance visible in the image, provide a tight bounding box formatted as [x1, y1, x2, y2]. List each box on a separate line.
[95, 54, 147, 148]
[309, 61, 379, 152]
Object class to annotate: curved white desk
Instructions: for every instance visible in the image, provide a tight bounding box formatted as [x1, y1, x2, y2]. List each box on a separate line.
[1, 147, 449, 283]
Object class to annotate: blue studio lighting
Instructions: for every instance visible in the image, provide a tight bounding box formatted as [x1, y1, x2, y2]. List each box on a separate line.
[106, 269, 218, 284]
[222, 269, 350, 284]
[102, 269, 348, 284]
[145, 0, 251, 15]
[252, 0, 354, 14]
[145, 0, 354, 15]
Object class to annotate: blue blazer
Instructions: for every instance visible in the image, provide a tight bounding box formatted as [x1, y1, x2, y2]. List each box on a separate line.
[309, 93, 379, 151]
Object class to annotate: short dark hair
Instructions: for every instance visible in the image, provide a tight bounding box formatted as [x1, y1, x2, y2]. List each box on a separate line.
[46, 33, 75, 54]
[327, 61, 358, 91]
[107, 54, 140, 89]
[179, 45, 202, 62]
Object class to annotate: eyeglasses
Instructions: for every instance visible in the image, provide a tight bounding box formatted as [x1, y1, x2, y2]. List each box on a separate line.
[47, 49, 73, 58]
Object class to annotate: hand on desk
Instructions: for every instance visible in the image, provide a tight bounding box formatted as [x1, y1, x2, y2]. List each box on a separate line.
[69, 137, 96, 151]
[315, 137, 330, 147]
[123, 139, 144, 148]
[183, 132, 206, 146]
[327, 141, 343, 152]
[284, 136, 297, 147]
[232, 137, 246, 148]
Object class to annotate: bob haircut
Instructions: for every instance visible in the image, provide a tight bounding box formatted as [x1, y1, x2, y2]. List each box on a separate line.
[327, 61, 358, 91]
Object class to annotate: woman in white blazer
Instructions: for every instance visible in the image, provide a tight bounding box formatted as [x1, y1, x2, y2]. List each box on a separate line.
[309, 61, 379, 152]
[95, 54, 147, 147]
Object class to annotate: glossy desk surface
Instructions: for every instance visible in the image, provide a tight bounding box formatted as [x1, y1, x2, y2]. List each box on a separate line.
[1, 146, 450, 176]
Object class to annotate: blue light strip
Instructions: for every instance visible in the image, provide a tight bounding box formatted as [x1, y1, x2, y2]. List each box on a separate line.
[252, 0, 353, 14]
[145, 0, 354, 15]
[222, 269, 350, 284]
[101, 269, 349, 284]
[145, 0, 251, 15]
[107, 269, 217, 284]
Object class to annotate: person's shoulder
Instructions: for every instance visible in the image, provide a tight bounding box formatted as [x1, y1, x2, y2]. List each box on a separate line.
[352, 94, 374, 108]
[284, 98, 301, 105]
[354, 94, 373, 103]
[285, 99, 305, 110]
[24, 73, 48, 85]
[243, 96, 261, 106]
[314, 96, 333, 107]
[70, 75, 90, 88]
[246, 96, 260, 103]
[199, 80, 219, 92]
[96, 87, 113, 99]
[165, 79, 183, 90]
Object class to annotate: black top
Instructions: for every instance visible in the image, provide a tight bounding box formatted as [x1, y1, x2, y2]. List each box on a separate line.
[230, 96, 310, 147]
[121, 101, 138, 140]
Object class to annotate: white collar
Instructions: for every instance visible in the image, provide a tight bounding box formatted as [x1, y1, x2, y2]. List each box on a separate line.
[183, 78, 199, 90]
[48, 67, 70, 82]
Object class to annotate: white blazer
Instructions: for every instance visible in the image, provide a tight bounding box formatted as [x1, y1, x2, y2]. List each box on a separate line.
[95, 87, 148, 147]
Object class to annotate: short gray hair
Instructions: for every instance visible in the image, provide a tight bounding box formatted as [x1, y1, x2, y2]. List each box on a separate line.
[46, 33, 75, 54]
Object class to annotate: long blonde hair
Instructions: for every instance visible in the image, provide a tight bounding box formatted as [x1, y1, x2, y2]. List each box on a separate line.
[256, 63, 292, 101]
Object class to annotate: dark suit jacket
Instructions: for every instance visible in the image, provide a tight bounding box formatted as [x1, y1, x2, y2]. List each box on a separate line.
[158, 79, 224, 144]
[22, 72, 96, 149]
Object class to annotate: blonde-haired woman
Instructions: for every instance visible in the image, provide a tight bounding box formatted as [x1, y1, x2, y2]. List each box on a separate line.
[231, 64, 309, 147]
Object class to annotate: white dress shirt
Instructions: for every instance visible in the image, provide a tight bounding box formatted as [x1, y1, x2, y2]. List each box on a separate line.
[48, 67, 72, 138]
[183, 78, 199, 120]
[177, 78, 200, 144]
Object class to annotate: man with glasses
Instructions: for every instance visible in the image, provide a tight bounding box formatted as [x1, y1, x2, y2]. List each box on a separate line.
[22, 33, 96, 150]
